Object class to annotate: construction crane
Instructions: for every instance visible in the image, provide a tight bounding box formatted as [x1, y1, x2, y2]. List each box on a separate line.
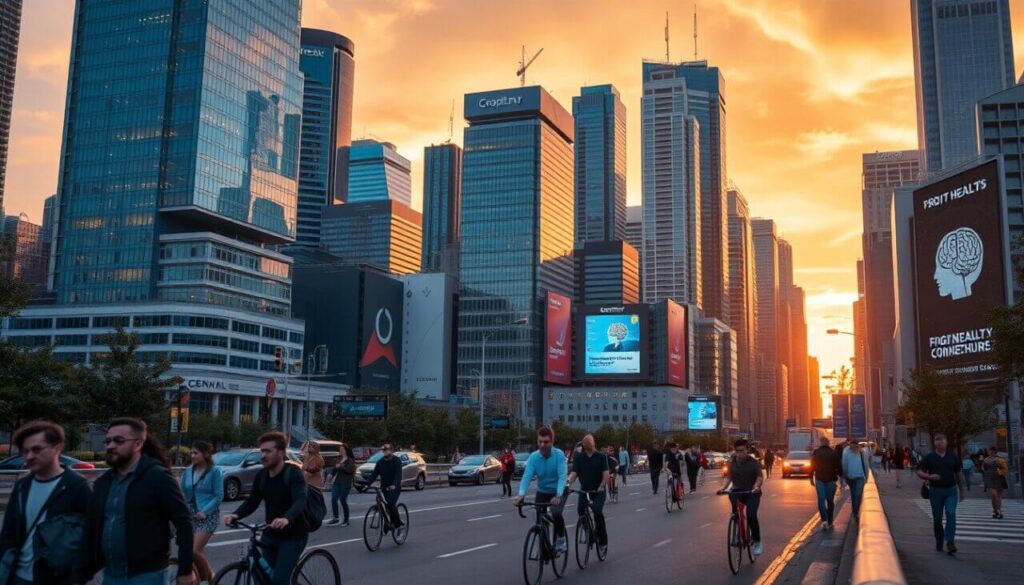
[516, 45, 543, 87]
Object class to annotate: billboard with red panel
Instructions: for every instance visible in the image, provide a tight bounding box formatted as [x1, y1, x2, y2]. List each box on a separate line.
[666, 300, 687, 387]
[544, 291, 572, 384]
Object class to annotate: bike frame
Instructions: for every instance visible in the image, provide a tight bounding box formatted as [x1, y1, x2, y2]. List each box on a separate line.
[518, 502, 557, 560]
[233, 522, 273, 585]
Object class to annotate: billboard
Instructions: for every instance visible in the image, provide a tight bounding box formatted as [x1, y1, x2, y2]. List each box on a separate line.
[812, 418, 833, 429]
[360, 272, 404, 391]
[333, 395, 388, 420]
[850, 394, 867, 439]
[912, 159, 1007, 382]
[544, 292, 573, 384]
[688, 396, 720, 431]
[833, 394, 851, 439]
[580, 304, 650, 380]
[400, 273, 454, 400]
[291, 266, 361, 386]
[666, 300, 688, 387]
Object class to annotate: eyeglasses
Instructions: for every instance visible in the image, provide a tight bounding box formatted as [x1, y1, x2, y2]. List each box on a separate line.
[104, 436, 139, 446]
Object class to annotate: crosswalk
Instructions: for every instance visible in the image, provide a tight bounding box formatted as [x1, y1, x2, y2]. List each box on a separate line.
[914, 498, 1024, 544]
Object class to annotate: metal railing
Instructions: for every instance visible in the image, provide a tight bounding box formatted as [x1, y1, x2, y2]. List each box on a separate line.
[851, 473, 906, 585]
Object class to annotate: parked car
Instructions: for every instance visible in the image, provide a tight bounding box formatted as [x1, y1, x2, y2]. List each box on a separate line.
[448, 454, 503, 486]
[513, 452, 532, 478]
[634, 454, 650, 473]
[351, 446, 379, 463]
[705, 452, 728, 469]
[0, 454, 96, 471]
[781, 451, 813, 478]
[354, 451, 427, 492]
[300, 440, 343, 468]
[215, 448, 303, 501]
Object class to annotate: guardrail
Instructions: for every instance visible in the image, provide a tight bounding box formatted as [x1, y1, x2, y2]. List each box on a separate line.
[851, 473, 907, 585]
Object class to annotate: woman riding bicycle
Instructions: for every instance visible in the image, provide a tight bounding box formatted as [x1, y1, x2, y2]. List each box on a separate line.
[717, 439, 765, 557]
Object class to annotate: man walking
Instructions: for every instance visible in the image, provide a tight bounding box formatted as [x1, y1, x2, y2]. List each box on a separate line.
[617, 446, 630, 486]
[81, 418, 194, 585]
[764, 449, 776, 479]
[0, 421, 91, 585]
[918, 433, 966, 555]
[224, 431, 310, 585]
[684, 445, 702, 493]
[567, 435, 610, 555]
[810, 436, 842, 530]
[499, 445, 516, 498]
[514, 428, 569, 556]
[647, 442, 665, 494]
[842, 441, 870, 521]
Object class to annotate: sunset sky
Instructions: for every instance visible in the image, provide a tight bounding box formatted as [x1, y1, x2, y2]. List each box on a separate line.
[8, 1, 1024, 411]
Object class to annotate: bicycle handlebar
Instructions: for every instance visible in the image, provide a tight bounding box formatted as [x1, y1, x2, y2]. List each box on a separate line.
[515, 501, 551, 519]
[226, 520, 267, 532]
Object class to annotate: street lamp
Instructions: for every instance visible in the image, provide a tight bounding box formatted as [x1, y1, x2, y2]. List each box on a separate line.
[826, 329, 855, 336]
[478, 317, 529, 455]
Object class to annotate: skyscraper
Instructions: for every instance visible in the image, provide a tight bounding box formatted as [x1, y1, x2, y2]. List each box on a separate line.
[573, 84, 626, 245]
[640, 66, 701, 307]
[295, 28, 355, 247]
[421, 142, 462, 276]
[321, 200, 422, 275]
[625, 205, 643, 254]
[40, 194, 56, 244]
[728, 187, 758, 432]
[912, 0, 1015, 171]
[3, 213, 46, 289]
[788, 285, 810, 426]
[753, 218, 786, 443]
[808, 356, 822, 418]
[575, 240, 639, 305]
[457, 86, 574, 425]
[642, 61, 729, 321]
[0, 0, 22, 216]
[347, 139, 413, 206]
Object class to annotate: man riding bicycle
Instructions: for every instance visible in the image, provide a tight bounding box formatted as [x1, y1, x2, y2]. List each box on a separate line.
[367, 443, 406, 541]
[514, 427, 569, 556]
[717, 439, 765, 557]
[664, 442, 685, 501]
[567, 435, 610, 555]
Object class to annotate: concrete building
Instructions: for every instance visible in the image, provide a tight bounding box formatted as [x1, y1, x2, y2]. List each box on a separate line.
[753, 218, 786, 443]
[0, 0, 21, 216]
[321, 200, 422, 275]
[347, 139, 413, 207]
[575, 240, 640, 305]
[2, 214, 47, 289]
[421, 143, 462, 277]
[728, 187, 758, 432]
[854, 259, 869, 395]
[788, 285, 810, 426]
[544, 385, 689, 434]
[695, 315, 738, 428]
[573, 84, 627, 245]
[399, 272, 457, 401]
[808, 356, 822, 419]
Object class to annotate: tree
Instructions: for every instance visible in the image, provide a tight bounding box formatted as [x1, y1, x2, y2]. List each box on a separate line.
[0, 235, 28, 320]
[0, 344, 81, 434]
[824, 365, 855, 394]
[988, 243, 1024, 385]
[897, 367, 998, 452]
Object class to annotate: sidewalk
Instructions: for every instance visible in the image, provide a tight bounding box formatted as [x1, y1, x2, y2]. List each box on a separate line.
[875, 467, 1024, 584]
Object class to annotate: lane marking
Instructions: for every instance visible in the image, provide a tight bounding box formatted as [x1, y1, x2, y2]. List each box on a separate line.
[635, 508, 647, 512]
[654, 538, 672, 548]
[312, 538, 361, 548]
[700, 522, 713, 529]
[629, 492, 640, 496]
[467, 514, 503, 522]
[437, 543, 498, 558]
[754, 512, 821, 585]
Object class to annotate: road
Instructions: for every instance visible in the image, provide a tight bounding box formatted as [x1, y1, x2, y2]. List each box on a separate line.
[203, 469, 822, 585]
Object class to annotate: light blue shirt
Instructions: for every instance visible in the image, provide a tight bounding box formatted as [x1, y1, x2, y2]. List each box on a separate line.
[181, 465, 224, 516]
[618, 450, 629, 468]
[842, 449, 869, 480]
[518, 449, 568, 498]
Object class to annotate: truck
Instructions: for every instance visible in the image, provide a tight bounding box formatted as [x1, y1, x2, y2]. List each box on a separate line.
[787, 427, 832, 453]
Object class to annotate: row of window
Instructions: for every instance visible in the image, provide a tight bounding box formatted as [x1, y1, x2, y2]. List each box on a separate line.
[6, 315, 302, 344]
[558, 415, 648, 424]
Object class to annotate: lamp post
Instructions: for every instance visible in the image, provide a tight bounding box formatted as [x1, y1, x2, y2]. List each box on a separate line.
[477, 317, 529, 455]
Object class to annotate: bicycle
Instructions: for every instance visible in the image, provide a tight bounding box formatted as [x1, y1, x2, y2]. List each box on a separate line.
[210, 521, 341, 585]
[606, 472, 619, 504]
[718, 489, 758, 575]
[363, 485, 409, 551]
[665, 471, 684, 513]
[571, 489, 607, 569]
[517, 500, 569, 585]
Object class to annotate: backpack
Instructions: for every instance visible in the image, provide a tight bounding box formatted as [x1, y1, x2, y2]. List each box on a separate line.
[261, 465, 326, 533]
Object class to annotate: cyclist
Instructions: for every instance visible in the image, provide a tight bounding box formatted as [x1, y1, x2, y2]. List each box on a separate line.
[567, 435, 610, 555]
[664, 442, 685, 502]
[513, 427, 569, 556]
[224, 431, 309, 585]
[367, 443, 406, 541]
[717, 439, 765, 557]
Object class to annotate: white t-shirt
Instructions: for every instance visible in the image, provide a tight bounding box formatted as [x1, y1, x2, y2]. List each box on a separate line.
[16, 474, 62, 580]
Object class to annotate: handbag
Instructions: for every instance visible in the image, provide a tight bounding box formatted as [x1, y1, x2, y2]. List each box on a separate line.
[920, 481, 931, 500]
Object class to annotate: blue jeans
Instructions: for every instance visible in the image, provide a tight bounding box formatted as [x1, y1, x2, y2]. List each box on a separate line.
[332, 481, 351, 522]
[846, 477, 866, 519]
[963, 469, 973, 489]
[102, 569, 168, 585]
[261, 531, 309, 585]
[929, 485, 959, 546]
[815, 480, 837, 523]
[728, 492, 762, 541]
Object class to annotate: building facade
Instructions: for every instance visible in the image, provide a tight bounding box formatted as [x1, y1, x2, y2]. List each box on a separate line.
[421, 143, 462, 277]
[544, 385, 689, 434]
[695, 315, 738, 428]
[752, 218, 786, 443]
[321, 200, 422, 275]
[347, 139, 412, 207]
[808, 356, 821, 418]
[0, 0, 21, 216]
[295, 28, 355, 247]
[2, 214, 46, 289]
[457, 86, 575, 426]
[572, 84, 626, 245]
[912, 0, 1015, 171]
[400, 272, 457, 402]
[625, 205, 642, 255]
[727, 187, 758, 432]
[575, 239, 640, 305]
[788, 285, 810, 426]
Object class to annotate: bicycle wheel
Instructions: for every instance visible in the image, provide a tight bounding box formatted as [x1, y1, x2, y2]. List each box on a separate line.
[522, 526, 545, 585]
[550, 525, 569, 578]
[391, 503, 410, 545]
[746, 522, 756, 563]
[727, 515, 742, 575]
[292, 549, 341, 585]
[363, 504, 385, 552]
[575, 516, 593, 570]
[676, 486, 685, 510]
[665, 480, 673, 513]
[212, 561, 251, 585]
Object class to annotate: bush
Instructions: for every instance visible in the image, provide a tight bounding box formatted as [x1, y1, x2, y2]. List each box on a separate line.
[67, 450, 96, 461]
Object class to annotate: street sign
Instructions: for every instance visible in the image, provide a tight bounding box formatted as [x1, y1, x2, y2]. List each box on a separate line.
[833, 394, 851, 439]
[786, 419, 797, 428]
[812, 417, 833, 429]
[851, 394, 867, 439]
[266, 378, 277, 398]
[490, 416, 511, 430]
[332, 395, 388, 421]
[170, 407, 190, 433]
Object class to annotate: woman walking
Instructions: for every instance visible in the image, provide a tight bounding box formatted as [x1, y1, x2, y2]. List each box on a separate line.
[327, 444, 356, 526]
[961, 451, 975, 491]
[841, 442, 870, 521]
[182, 440, 223, 584]
[983, 447, 1009, 519]
[303, 441, 326, 489]
[499, 444, 516, 497]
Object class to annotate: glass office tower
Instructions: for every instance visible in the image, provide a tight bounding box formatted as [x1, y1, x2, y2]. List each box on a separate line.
[0, 0, 22, 216]
[422, 142, 462, 276]
[321, 200, 423, 275]
[458, 86, 574, 425]
[572, 84, 626, 245]
[347, 139, 413, 206]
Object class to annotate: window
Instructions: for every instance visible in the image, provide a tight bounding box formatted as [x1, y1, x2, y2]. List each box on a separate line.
[139, 333, 169, 345]
[9, 318, 53, 330]
[94, 316, 130, 328]
[56, 317, 90, 329]
[289, 332, 304, 344]
[232, 320, 260, 336]
[9, 335, 51, 347]
[172, 316, 229, 330]
[54, 335, 89, 346]
[230, 356, 259, 370]
[263, 327, 287, 341]
[231, 338, 259, 353]
[134, 315, 171, 328]
[243, 452, 260, 466]
[172, 333, 228, 348]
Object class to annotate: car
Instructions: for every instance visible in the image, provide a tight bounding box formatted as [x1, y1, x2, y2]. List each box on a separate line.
[0, 454, 96, 471]
[635, 454, 650, 473]
[705, 452, 728, 469]
[214, 448, 303, 501]
[448, 454, 503, 486]
[514, 452, 531, 478]
[781, 450, 813, 478]
[351, 446, 379, 463]
[354, 451, 427, 492]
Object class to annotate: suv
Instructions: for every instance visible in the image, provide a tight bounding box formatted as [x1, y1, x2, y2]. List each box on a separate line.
[354, 451, 427, 492]
[215, 448, 303, 501]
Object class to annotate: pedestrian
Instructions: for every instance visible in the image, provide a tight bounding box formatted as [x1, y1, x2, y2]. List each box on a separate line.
[810, 436, 841, 530]
[684, 445, 702, 493]
[499, 444, 516, 498]
[917, 433, 966, 555]
[223, 432, 310, 585]
[451, 447, 462, 465]
[647, 441, 665, 495]
[326, 443, 356, 526]
[842, 441, 870, 521]
[881, 449, 890, 474]
[180, 440, 222, 584]
[961, 451, 975, 491]
[302, 441, 325, 490]
[982, 447, 1008, 519]
[80, 418, 195, 585]
[618, 446, 630, 486]
[764, 449, 776, 479]
[367, 443, 406, 541]
[0, 421, 91, 585]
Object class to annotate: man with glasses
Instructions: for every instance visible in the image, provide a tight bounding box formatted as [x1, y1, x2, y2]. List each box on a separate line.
[513, 427, 569, 556]
[80, 417, 194, 585]
[367, 444, 406, 540]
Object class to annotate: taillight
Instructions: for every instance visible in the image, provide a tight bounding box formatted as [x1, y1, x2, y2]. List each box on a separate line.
[71, 462, 95, 469]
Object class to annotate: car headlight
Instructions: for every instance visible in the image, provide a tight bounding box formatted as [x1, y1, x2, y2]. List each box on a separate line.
[783, 462, 791, 468]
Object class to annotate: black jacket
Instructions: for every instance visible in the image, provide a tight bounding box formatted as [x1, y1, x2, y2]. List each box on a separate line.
[0, 470, 91, 585]
[79, 455, 193, 581]
[811, 446, 841, 483]
[369, 456, 403, 489]
[328, 457, 357, 487]
[647, 448, 664, 470]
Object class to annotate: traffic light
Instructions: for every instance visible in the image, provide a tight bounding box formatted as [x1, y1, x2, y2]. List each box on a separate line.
[274, 346, 284, 372]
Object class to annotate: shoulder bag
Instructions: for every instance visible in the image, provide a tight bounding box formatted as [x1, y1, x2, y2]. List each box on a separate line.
[0, 477, 64, 584]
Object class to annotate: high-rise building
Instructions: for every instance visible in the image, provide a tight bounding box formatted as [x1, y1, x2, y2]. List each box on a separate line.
[575, 240, 639, 305]
[642, 60, 729, 321]
[457, 86, 575, 425]
[421, 142, 462, 277]
[2, 214, 46, 289]
[912, 0, 1015, 171]
[572, 84, 626, 245]
[640, 66, 701, 306]
[321, 200, 422, 275]
[40, 194, 56, 244]
[788, 285, 810, 426]
[776, 238, 794, 424]
[347, 139, 412, 206]
[695, 315, 739, 427]
[625, 205, 643, 254]
[753, 218, 786, 443]
[0, 0, 21, 216]
[808, 356, 821, 418]
[728, 187, 758, 432]
[294, 29, 355, 247]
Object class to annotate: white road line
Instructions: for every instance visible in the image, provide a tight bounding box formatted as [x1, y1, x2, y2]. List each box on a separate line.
[700, 522, 713, 529]
[653, 538, 672, 548]
[635, 508, 647, 512]
[207, 538, 249, 548]
[312, 538, 362, 548]
[630, 492, 640, 496]
[702, 495, 710, 499]
[467, 514, 503, 522]
[437, 543, 499, 558]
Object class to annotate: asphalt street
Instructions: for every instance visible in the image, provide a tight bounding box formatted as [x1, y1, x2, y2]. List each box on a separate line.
[203, 469, 822, 585]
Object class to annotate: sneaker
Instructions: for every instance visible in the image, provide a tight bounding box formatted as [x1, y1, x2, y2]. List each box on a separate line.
[752, 542, 763, 557]
[555, 537, 568, 556]
[690, 489, 696, 494]
[341, 521, 350, 527]
[397, 526, 407, 540]
[326, 518, 340, 526]
[946, 543, 957, 555]
[827, 522, 834, 530]
[598, 543, 608, 557]
[821, 521, 829, 531]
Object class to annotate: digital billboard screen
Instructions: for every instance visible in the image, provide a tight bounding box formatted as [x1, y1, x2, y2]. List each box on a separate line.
[333, 395, 388, 420]
[688, 396, 720, 431]
[912, 159, 1007, 382]
[359, 272, 404, 391]
[580, 304, 649, 380]
[666, 300, 688, 387]
[544, 292, 572, 384]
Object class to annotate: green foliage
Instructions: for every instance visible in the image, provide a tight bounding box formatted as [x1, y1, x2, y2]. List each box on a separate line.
[670, 431, 729, 453]
[897, 367, 998, 452]
[0, 343, 81, 432]
[0, 234, 29, 320]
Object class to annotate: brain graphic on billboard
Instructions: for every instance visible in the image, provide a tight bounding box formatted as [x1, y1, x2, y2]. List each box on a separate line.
[579, 304, 650, 381]
[934, 227, 983, 300]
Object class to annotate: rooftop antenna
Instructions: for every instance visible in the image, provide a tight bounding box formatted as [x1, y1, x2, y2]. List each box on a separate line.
[693, 3, 698, 60]
[446, 99, 454, 143]
[664, 12, 670, 62]
[516, 45, 544, 87]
